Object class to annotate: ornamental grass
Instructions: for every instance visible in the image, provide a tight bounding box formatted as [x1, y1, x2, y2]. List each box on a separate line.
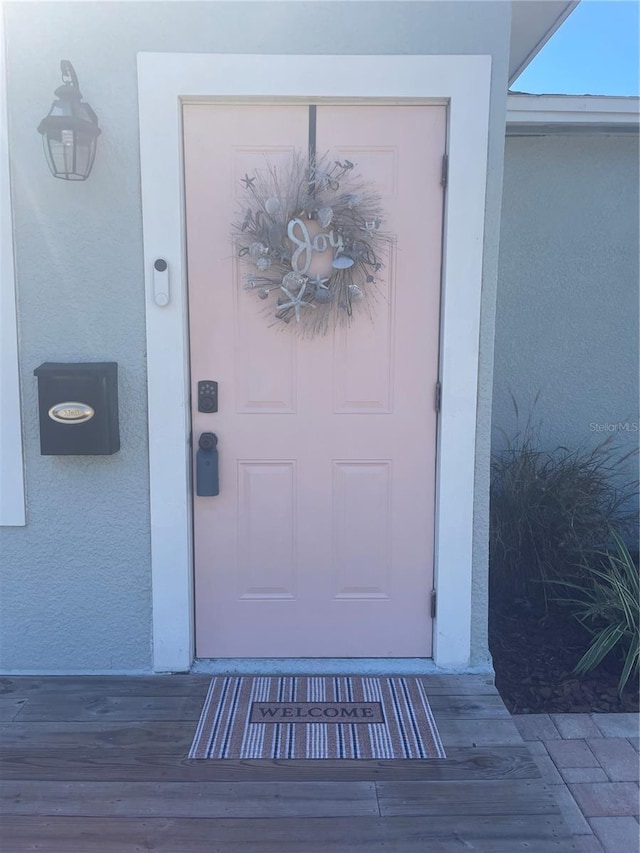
[489, 402, 638, 613]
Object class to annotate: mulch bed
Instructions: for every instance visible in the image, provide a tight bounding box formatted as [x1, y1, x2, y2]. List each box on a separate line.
[489, 602, 639, 715]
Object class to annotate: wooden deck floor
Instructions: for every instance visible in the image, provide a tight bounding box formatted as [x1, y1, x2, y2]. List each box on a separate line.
[0, 674, 578, 852]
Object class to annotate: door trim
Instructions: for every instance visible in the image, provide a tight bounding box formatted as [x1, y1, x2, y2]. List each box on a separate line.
[137, 53, 491, 672]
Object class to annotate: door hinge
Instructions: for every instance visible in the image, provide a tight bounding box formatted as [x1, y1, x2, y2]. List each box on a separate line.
[435, 380, 442, 413]
[441, 154, 448, 188]
[430, 590, 437, 618]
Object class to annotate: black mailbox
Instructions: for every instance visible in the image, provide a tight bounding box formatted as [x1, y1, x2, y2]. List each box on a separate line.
[33, 362, 120, 456]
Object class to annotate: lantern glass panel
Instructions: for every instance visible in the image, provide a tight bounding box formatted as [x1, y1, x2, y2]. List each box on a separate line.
[42, 124, 97, 181]
[37, 63, 100, 181]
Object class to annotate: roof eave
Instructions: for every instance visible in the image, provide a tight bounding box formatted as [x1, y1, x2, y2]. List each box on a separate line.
[509, 1, 580, 86]
[506, 93, 640, 135]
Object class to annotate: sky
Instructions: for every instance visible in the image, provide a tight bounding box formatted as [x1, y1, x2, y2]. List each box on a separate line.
[513, 0, 639, 96]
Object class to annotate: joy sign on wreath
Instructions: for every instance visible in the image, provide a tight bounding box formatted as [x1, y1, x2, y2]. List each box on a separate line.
[233, 153, 387, 336]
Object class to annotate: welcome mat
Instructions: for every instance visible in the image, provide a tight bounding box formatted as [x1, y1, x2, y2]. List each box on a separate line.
[189, 676, 446, 759]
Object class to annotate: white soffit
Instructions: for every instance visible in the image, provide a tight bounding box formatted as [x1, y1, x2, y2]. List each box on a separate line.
[509, 0, 579, 85]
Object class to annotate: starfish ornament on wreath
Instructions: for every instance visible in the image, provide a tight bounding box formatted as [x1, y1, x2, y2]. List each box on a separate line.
[277, 279, 315, 323]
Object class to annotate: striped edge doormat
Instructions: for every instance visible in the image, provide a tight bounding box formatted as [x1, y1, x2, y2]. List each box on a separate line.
[189, 676, 446, 760]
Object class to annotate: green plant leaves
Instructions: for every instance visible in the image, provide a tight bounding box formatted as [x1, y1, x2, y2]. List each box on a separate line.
[550, 530, 639, 694]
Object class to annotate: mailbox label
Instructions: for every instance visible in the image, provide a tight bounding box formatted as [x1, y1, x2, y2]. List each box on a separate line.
[48, 402, 95, 424]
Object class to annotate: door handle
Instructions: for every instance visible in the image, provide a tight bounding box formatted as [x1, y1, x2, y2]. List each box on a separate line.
[196, 432, 219, 496]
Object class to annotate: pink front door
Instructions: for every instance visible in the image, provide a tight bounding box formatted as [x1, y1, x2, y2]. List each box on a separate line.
[184, 103, 445, 658]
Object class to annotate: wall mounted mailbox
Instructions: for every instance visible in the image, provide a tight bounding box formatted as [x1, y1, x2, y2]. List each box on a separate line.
[33, 362, 120, 455]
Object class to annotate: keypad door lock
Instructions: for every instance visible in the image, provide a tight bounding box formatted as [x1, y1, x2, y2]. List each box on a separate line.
[198, 380, 218, 413]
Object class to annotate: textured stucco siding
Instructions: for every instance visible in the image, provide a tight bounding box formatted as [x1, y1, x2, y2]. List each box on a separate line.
[494, 134, 639, 493]
[1, 1, 510, 672]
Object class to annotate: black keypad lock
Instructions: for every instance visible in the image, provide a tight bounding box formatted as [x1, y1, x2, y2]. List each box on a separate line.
[198, 380, 218, 413]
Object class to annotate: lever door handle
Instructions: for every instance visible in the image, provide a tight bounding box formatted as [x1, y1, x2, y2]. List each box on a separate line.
[196, 432, 219, 496]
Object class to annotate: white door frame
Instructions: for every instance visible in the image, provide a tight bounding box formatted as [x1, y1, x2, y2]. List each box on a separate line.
[137, 53, 491, 673]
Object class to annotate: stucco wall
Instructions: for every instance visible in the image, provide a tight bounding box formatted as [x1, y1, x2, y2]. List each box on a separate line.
[1, 1, 510, 672]
[494, 133, 639, 498]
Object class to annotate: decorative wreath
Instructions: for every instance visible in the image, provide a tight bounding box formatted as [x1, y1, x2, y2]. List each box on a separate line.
[233, 153, 387, 336]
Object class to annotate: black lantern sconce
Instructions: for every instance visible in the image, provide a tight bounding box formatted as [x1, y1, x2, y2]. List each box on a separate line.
[37, 61, 100, 181]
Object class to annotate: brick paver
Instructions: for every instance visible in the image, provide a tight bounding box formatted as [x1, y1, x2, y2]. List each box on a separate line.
[560, 766, 609, 784]
[587, 737, 640, 782]
[546, 738, 600, 768]
[526, 740, 565, 784]
[569, 781, 640, 817]
[553, 784, 593, 835]
[589, 816, 640, 853]
[519, 712, 640, 851]
[551, 713, 603, 739]
[512, 713, 561, 741]
[591, 714, 640, 739]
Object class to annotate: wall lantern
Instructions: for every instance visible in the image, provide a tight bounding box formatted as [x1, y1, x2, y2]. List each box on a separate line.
[37, 61, 100, 181]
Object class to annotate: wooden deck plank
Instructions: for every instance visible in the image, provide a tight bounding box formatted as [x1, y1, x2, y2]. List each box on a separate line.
[376, 778, 560, 816]
[428, 693, 510, 718]
[435, 716, 523, 746]
[0, 696, 27, 721]
[0, 745, 539, 782]
[0, 675, 212, 697]
[8, 689, 507, 723]
[13, 694, 206, 722]
[0, 673, 496, 697]
[1, 779, 379, 819]
[0, 715, 521, 750]
[0, 674, 576, 852]
[0, 815, 579, 853]
[0, 721, 195, 750]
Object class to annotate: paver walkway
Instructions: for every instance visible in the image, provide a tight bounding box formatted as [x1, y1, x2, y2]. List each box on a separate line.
[513, 712, 640, 853]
